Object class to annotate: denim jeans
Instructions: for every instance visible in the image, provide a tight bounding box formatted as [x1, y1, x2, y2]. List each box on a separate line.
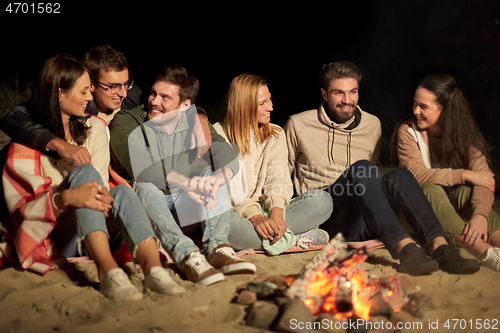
[320, 160, 447, 256]
[227, 189, 333, 250]
[135, 166, 232, 267]
[50, 164, 157, 259]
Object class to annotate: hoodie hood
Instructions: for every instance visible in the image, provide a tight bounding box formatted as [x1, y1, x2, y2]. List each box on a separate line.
[318, 102, 362, 132]
[317, 102, 363, 165]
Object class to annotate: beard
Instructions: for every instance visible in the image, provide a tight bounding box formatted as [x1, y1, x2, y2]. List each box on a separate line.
[328, 102, 357, 123]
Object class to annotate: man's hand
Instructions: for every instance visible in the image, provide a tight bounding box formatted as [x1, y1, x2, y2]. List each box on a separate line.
[185, 168, 233, 210]
[190, 114, 212, 158]
[46, 138, 92, 166]
[462, 215, 488, 246]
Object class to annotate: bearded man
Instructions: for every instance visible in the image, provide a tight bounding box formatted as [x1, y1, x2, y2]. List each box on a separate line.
[284, 61, 480, 276]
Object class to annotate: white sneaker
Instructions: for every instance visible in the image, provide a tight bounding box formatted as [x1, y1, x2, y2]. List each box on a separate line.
[294, 229, 330, 249]
[144, 267, 186, 295]
[208, 244, 256, 275]
[481, 247, 500, 272]
[100, 268, 143, 301]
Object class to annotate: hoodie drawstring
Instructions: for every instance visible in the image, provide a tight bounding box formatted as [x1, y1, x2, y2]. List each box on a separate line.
[329, 125, 352, 168]
[346, 132, 352, 167]
[329, 126, 335, 164]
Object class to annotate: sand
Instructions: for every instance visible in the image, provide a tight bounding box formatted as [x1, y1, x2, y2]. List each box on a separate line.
[1, 244, 499, 333]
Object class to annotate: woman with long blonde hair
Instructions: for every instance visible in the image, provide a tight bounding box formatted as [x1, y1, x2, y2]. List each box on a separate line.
[214, 74, 333, 253]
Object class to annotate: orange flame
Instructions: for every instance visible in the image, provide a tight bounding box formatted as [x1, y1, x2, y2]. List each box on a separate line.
[300, 250, 394, 321]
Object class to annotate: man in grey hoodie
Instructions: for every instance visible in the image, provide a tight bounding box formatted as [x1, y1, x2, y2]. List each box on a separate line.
[285, 61, 479, 276]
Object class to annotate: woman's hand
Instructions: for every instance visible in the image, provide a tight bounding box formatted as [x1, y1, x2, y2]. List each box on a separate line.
[56, 181, 113, 216]
[461, 215, 488, 247]
[249, 215, 279, 242]
[249, 209, 287, 245]
[463, 170, 496, 193]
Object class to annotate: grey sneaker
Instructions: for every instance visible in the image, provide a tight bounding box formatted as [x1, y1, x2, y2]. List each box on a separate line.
[100, 268, 143, 301]
[481, 247, 500, 272]
[294, 229, 330, 248]
[143, 266, 186, 295]
[182, 251, 225, 286]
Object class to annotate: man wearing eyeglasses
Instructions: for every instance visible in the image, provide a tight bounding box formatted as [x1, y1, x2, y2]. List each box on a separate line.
[0, 45, 211, 167]
[82, 45, 138, 126]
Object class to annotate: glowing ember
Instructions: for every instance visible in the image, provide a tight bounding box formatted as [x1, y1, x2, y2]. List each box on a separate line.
[287, 234, 409, 322]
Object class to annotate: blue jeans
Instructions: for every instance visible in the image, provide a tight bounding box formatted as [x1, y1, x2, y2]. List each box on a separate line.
[50, 164, 157, 258]
[227, 189, 333, 250]
[320, 160, 447, 256]
[135, 167, 232, 267]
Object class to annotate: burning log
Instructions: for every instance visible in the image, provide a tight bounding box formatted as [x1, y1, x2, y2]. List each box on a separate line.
[287, 233, 409, 320]
[287, 234, 367, 314]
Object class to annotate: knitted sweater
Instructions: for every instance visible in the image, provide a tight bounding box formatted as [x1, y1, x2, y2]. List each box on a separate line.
[284, 103, 381, 195]
[397, 120, 493, 219]
[1, 115, 128, 273]
[214, 123, 293, 219]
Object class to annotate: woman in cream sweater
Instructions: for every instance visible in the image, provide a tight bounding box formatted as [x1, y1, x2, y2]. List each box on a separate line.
[214, 74, 333, 253]
[3, 54, 185, 299]
[393, 73, 500, 271]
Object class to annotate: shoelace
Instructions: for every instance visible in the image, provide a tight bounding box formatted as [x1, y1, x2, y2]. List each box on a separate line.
[149, 268, 170, 282]
[106, 270, 130, 286]
[216, 246, 239, 260]
[295, 235, 313, 249]
[484, 248, 500, 269]
[186, 252, 214, 274]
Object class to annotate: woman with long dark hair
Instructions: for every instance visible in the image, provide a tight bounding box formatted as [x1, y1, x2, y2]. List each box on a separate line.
[393, 73, 500, 271]
[2, 54, 185, 299]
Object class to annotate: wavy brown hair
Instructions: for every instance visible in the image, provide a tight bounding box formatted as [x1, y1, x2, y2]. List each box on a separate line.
[33, 54, 90, 145]
[391, 73, 489, 169]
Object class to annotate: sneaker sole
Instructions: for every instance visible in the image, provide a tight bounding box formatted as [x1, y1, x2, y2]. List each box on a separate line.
[451, 265, 480, 274]
[218, 262, 256, 275]
[397, 262, 440, 276]
[106, 289, 144, 301]
[198, 272, 225, 286]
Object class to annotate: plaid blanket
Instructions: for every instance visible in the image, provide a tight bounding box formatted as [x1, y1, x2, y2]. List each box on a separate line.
[0, 115, 129, 274]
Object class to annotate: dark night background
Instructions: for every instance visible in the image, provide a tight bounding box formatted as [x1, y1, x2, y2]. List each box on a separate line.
[1, 0, 499, 166]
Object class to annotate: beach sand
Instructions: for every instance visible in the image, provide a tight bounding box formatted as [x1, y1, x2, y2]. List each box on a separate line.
[1, 240, 499, 333]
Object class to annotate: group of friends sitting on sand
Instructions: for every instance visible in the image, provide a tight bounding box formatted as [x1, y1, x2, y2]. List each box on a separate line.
[0, 45, 498, 301]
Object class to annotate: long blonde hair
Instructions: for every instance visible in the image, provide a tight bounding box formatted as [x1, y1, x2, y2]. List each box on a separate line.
[223, 73, 278, 156]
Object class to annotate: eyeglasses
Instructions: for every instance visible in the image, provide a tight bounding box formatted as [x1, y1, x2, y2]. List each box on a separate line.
[94, 78, 134, 95]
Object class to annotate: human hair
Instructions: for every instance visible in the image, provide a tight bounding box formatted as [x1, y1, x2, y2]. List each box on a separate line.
[154, 66, 199, 104]
[390, 73, 489, 169]
[83, 45, 128, 81]
[320, 61, 362, 91]
[33, 54, 90, 146]
[420, 73, 489, 169]
[223, 73, 279, 156]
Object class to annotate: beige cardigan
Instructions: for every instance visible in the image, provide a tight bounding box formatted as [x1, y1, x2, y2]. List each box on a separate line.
[214, 123, 293, 219]
[397, 120, 493, 219]
[41, 116, 110, 193]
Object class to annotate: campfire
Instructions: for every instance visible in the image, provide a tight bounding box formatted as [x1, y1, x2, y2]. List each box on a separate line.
[286, 234, 408, 320]
[233, 234, 428, 332]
